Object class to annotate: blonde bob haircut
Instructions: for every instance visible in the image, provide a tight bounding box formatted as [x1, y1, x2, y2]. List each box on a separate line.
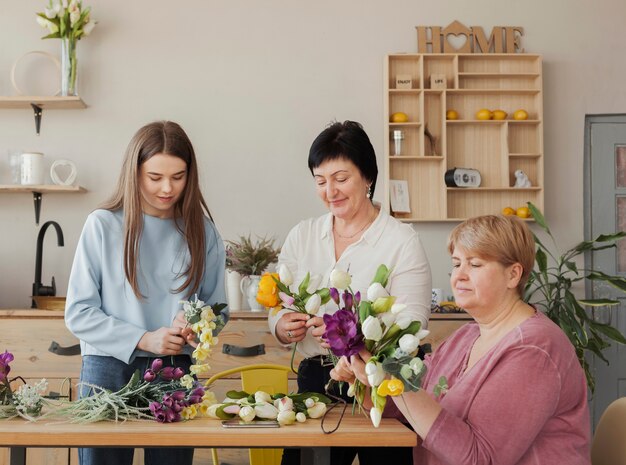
[101, 121, 213, 299]
[447, 214, 536, 296]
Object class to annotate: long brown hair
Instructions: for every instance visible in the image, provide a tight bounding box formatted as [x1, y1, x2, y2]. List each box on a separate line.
[100, 121, 213, 299]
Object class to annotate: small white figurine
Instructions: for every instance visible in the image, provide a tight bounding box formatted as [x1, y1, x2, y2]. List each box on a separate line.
[514, 169, 532, 188]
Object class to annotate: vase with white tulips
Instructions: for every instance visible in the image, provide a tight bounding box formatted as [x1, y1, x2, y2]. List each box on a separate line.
[36, 0, 96, 96]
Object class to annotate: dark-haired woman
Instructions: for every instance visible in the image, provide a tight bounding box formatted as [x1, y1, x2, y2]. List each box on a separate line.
[268, 120, 431, 465]
[65, 121, 227, 465]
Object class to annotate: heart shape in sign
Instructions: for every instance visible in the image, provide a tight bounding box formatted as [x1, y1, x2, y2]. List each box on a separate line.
[445, 33, 468, 51]
[50, 159, 77, 186]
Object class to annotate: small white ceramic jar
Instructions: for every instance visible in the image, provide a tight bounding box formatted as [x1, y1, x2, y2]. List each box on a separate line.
[21, 152, 45, 185]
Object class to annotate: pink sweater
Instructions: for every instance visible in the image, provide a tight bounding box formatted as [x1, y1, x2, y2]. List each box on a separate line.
[413, 311, 591, 465]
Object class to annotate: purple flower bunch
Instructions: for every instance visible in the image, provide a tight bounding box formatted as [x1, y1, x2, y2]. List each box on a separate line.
[142, 358, 205, 423]
[322, 288, 364, 357]
[149, 384, 205, 423]
[143, 358, 185, 382]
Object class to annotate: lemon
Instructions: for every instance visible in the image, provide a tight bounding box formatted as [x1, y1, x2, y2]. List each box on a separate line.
[513, 109, 529, 120]
[390, 112, 409, 123]
[446, 109, 459, 120]
[502, 207, 515, 216]
[516, 206, 531, 218]
[475, 109, 493, 120]
[492, 110, 508, 120]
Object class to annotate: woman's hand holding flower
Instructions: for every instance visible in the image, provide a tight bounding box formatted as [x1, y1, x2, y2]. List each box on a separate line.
[276, 312, 310, 344]
[306, 315, 330, 348]
[172, 310, 198, 347]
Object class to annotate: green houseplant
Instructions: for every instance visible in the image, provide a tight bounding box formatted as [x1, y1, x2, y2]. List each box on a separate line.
[225, 235, 280, 277]
[524, 202, 626, 392]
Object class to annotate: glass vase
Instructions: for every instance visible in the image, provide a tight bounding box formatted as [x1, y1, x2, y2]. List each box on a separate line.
[60, 37, 78, 96]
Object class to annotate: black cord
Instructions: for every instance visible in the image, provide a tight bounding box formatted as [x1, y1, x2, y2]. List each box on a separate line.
[320, 391, 347, 434]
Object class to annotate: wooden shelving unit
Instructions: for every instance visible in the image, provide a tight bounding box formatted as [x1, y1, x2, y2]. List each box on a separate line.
[384, 53, 543, 222]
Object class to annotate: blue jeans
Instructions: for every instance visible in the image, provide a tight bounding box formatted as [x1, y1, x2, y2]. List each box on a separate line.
[78, 355, 194, 465]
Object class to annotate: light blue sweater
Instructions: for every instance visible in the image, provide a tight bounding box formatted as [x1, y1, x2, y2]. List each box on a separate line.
[65, 209, 228, 363]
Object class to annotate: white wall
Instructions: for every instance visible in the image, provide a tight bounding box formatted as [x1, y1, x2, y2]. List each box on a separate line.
[1, 0, 625, 308]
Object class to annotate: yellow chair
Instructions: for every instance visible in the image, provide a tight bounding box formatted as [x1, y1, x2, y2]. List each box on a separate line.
[206, 364, 292, 465]
[591, 397, 626, 465]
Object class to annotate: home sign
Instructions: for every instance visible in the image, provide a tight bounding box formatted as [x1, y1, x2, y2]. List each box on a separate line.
[416, 20, 524, 54]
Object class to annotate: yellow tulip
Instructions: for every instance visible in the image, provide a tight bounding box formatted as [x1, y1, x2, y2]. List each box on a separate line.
[376, 378, 405, 397]
[256, 273, 280, 308]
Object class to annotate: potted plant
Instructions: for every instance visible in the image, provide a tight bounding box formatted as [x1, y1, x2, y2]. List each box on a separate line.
[225, 235, 280, 311]
[524, 202, 626, 392]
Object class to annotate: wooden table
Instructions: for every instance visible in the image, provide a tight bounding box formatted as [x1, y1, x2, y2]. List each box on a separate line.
[0, 411, 416, 465]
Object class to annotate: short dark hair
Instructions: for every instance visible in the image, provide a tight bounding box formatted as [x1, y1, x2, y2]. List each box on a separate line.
[308, 120, 378, 199]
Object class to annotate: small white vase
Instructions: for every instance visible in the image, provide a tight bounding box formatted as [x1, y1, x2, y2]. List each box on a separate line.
[225, 270, 243, 310]
[240, 274, 264, 312]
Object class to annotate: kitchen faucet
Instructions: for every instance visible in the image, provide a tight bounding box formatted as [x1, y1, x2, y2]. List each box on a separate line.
[32, 220, 64, 308]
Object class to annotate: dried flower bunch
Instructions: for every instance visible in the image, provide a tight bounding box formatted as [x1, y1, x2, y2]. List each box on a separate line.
[225, 235, 280, 276]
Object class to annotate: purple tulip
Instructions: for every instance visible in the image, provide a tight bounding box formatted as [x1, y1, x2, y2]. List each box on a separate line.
[160, 366, 175, 381]
[322, 309, 364, 358]
[354, 291, 361, 306]
[279, 292, 295, 307]
[172, 367, 185, 380]
[151, 358, 163, 372]
[329, 287, 340, 306]
[188, 395, 202, 405]
[143, 369, 156, 382]
[192, 386, 205, 397]
[342, 290, 353, 311]
[149, 401, 161, 413]
[172, 390, 186, 402]
[154, 409, 167, 423]
[161, 394, 174, 407]
[0, 351, 14, 381]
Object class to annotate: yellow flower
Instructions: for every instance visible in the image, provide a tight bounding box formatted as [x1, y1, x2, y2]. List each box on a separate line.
[376, 378, 405, 397]
[182, 405, 198, 420]
[191, 363, 211, 375]
[180, 374, 195, 389]
[202, 391, 218, 405]
[200, 330, 214, 344]
[256, 273, 280, 308]
[193, 345, 211, 362]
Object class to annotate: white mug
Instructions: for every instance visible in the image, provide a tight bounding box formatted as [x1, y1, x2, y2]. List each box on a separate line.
[21, 152, 45, 185]
[431, 288, 444, 307]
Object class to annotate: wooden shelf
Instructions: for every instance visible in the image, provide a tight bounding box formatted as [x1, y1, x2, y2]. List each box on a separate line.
[0, 184, 86, 193]
[384, 53, 543, 221]
[0, 96, 86, 109]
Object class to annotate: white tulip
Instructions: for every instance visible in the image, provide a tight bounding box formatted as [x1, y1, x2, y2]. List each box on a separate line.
[390, 303, 407, 314]
[277, 264, 294, 286]
[399, 334, 419, 354]
[82, 20, 96, 36]
[254, 391, 272, 404]
[416, 329, 431, 342]
[223, 404, 241, 415]
[239, 405, 256, 423]
[396, 314, 413, 330]
[367, 282, 388, 301]
[305, 293, 321, 313]
[44, 5, 60, 18]
[307, 402, 327, 419]
[362, 316, 383, 342]
[205, 403, 222, 419]
[380, 311, 396, 328]
[276, 396, 294, 412]
[296, 412, 307, 423]
[365, 361, 385, 386]
[329, 269, 352, 289]
[306, 274, 323, 294]
[370, 407, 382, 428]
[277, 410, 297, 425]
[304, 398, 315, 408]
[254, 403, 278, 420]
[347, 383, 356, 397]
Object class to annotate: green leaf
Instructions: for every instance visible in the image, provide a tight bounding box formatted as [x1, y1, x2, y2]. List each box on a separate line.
[225, 390, 249, 399]
[371, 265, 392, 287]
[578, 299, 619, 306]
[587, 271, 626, 292]
[358, 301, 372, 325]
[535, 248, 548, 273]
[527, 202, 549, 233]
[593, 322, 626, 344]
[298, 272, 310, 296]
[317, 288, 331, 305]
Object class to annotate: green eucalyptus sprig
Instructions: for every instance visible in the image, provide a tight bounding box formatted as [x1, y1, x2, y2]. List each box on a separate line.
[524, 202, 626, 392]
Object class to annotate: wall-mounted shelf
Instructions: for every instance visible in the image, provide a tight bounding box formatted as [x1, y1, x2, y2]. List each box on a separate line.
[0, 96, 86, 109]
[0, 184, 87, 224]
[0, 96, 86, 134]
[384, 53, 544, 221]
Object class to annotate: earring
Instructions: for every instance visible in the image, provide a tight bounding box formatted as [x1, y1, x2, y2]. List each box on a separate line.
[366, 185, 372, 198]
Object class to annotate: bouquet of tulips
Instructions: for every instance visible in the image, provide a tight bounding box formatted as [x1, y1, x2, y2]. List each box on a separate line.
[206, 389, 331, 425]
[322, 265, 431, 427]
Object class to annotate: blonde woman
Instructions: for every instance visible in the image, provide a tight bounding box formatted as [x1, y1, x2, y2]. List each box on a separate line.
[65, 121, 227, 465]
[332, 215, 591, 465]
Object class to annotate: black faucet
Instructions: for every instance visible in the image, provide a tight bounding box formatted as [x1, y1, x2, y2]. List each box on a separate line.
[32, 221, 64, 308]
